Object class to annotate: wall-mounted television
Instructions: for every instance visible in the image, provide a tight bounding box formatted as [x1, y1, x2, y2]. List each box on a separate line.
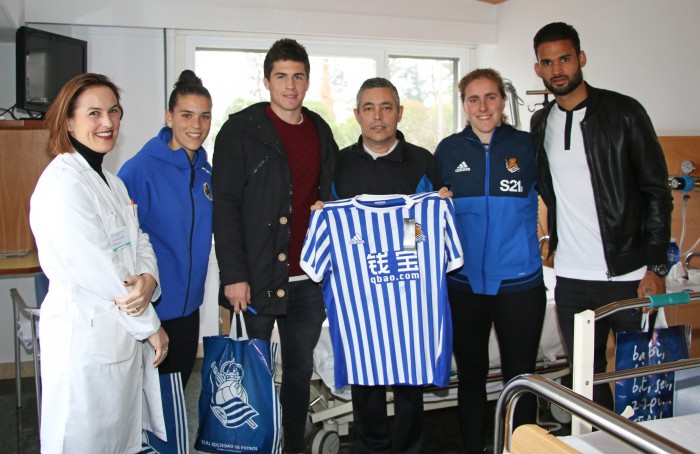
[16, 26, 87, 115]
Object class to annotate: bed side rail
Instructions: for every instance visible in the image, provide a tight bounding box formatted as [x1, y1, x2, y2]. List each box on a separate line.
[494, 374, 692, 454]
[572, 291, 700, 434]
[595, 291, 700, 319]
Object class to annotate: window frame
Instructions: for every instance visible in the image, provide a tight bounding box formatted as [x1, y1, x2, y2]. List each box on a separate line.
[180, 32, 473, 134]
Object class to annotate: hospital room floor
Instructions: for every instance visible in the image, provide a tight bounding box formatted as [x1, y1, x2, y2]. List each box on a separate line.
[0, 361, 570, 453]
[183, 360, 476, 453]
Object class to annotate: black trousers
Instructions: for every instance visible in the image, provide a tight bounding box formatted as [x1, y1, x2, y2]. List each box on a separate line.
[555, 277, 642, 410]
[351, 384, 424, 454]
[449, 283, 546, 453]
[158, 308, 200, 388]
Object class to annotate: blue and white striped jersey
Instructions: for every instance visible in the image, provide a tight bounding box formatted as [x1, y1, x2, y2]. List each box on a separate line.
[300, 192, 463, 387]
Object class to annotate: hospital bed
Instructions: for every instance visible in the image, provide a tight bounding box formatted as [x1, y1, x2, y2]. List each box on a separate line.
[496, 374, 699, 453]
[306, 266, 570, 453]
[494, 291, 700, 453]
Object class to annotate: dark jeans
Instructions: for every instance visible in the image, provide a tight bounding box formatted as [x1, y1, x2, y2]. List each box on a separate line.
[158, 308, 200, 388]
[240, 279, 326, 453]
[351, 384, 424, 454]
[555, 277, 641, 410]
[449, 283, 546, 453]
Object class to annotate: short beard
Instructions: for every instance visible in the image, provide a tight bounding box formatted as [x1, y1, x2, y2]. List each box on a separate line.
[544, 68, 584, 97]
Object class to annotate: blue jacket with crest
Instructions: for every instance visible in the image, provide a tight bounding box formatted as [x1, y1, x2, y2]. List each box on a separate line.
[435, 124, 542, 295]
[119, 126, 213, 320]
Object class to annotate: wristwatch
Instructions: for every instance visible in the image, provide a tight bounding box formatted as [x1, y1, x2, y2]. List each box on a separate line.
[648, 264, 669, 277]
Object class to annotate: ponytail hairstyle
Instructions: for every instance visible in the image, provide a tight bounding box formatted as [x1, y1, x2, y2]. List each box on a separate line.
[168, 69, 211, 112]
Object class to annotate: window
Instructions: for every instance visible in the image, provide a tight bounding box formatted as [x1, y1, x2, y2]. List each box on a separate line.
[389, 56, 458, 152]
[184, 35, 470, 154]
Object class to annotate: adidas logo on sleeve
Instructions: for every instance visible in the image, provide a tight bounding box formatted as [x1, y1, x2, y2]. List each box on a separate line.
[300, 192, 464, 387]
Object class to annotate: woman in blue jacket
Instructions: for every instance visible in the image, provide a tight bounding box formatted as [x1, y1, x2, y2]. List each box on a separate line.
[119, 70, 213, 387]
[435, 68, 546, 453]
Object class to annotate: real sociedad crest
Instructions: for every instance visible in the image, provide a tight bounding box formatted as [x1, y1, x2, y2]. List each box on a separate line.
[203, 182, 213, 202]
[505, 157, 520, 173]
[209, 358, 259, 429]
[415, 223, 425, 243]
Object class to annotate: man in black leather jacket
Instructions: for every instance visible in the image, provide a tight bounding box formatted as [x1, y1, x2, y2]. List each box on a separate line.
[530, 22, 673, 409]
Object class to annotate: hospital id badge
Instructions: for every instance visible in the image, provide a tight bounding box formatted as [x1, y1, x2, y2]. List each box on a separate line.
[110, 227, 132, 252]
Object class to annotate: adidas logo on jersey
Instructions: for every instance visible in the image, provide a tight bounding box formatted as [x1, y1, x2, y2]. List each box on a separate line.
[349, 233, 365, 245]
[455, 161, 471, 172]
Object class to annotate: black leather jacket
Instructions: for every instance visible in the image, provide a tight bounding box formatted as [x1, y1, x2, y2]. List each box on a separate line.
[531, 83, 672, 277]
[212, 103, 338, 314]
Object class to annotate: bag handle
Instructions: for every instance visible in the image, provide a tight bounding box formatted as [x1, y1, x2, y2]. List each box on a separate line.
[640, 307, 668, 332]
[230, 312, 249, 340]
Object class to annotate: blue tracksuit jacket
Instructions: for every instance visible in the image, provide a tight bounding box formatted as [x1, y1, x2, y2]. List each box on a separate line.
[435, 124, 542, 295]
[119, 127, 213, 320]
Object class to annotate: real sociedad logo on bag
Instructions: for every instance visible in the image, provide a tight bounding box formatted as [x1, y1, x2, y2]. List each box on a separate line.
[208, 358, 259, 429]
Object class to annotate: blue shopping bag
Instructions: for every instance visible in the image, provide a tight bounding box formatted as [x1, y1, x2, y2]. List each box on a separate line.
[615, 310, 690, 422]
[195, 317, 282, 453]
[141, 372, 189, 454]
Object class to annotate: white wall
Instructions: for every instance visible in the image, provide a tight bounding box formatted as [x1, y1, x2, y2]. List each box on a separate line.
[476, 0, 700, 136]
[24, 0, 499, 44]
[0, 0, 22, 40]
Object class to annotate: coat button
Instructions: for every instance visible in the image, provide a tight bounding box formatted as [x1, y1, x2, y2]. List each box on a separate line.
[278, 253, 287, 261]
[276, 289, 285, 298]
[279, 216, 288, 225]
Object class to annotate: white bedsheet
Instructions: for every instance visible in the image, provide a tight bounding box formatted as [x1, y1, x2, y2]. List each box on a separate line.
[560, 413, 700, 453]
[312, 266, 566, 395]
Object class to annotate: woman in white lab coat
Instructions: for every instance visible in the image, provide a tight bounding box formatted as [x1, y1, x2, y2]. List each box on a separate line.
[30, 73, 169, 454]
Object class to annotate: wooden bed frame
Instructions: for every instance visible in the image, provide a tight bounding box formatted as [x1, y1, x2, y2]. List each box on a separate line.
[512, 425, 579, 453]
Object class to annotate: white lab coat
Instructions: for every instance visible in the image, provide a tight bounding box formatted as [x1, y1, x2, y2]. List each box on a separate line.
[30, 152, 166, 454]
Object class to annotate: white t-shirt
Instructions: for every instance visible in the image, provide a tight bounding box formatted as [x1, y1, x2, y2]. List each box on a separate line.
[544, 105, 644, 281]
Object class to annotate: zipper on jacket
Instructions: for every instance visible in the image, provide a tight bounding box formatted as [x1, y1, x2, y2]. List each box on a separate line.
[464, 133, 493, 290]
[482, 141, 492, 290]
[246, 155, 271, 186]
[182, 160, 195, 317]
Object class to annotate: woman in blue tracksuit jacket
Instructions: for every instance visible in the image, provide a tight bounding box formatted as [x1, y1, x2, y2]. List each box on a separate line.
[119, 70, 213, 387]
[435, 68, 546, 453]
